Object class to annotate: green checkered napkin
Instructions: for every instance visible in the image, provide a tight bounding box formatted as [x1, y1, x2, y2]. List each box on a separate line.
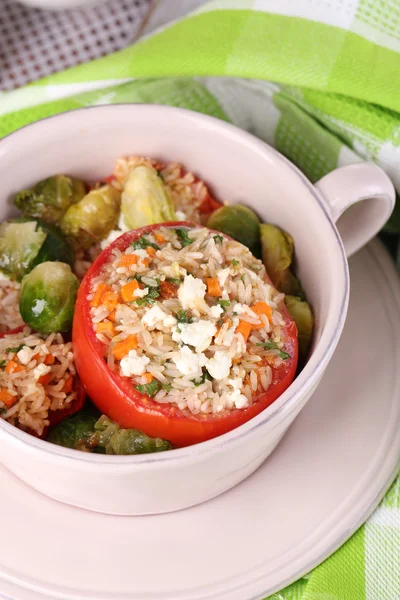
[1, 1, 399, 597]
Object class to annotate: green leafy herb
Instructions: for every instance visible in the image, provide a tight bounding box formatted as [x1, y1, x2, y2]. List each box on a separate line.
[256, 341, 290, 360]
[0, 407, 7, 415]
[176, 310, 193, 324]
[131, 236, 159, 251]
[213, 234, 224, 244]
[135, 380, 172, 397]
[175, 228, 192, 247]
[5, 344, 24, 354]
[135, 286, 160, 306]
[128, 273, 143, 283]
[0, 360, 6, 368]
[166, 277, 181, 285]
[232, 259, 239, 266]
[193, 370, 212, 386]
[217, 299, 230, 310]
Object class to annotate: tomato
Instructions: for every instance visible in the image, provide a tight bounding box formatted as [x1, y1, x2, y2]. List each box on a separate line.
[47, 377, 86, 428]
[0, 325, 25, 338]
[73, 223, 298, 447]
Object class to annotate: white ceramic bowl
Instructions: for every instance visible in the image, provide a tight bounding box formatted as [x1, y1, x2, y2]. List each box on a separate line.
[0, 105, 395, 515]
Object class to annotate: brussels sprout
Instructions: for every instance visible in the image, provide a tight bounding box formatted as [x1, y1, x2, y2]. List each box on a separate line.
[60, 185, 121, 250]
[120, 165, 176, 230]
[0, 218, 74, 282]
[207, 204, 261, 257]
[19, 262, 79, 333]
[91, 415, 172, 455]
[285, 295, 314, 361]
[47, 407, 100, 450]
[15, 175, 86, 224]
[260, 223, 305, 298]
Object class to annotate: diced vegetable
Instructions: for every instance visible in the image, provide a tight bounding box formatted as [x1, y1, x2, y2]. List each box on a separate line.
[260, 224, 304, 298]
[19, 262, 79, 333]
[90, 415, 172, 455]
[120, 165, 176, 229]
[121, 280, 140, 302]
[0, 388, 17, 408]
[207, 204, 261, 257]
[60, 185, 121, 250]
[90, 283, 110, 308]
[206, 277, 222, 297]
[47, 407, 100, 450]
[31, 220, 75, 268]
[14, 175, 86, 224]
[236, 320, 252, 342]
[284, 295, 314, 361]
[112, 335, 138, 360]
[251, 301, 272, 328]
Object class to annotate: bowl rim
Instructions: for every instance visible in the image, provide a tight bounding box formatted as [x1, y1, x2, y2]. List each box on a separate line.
[0, 104, 349, 465]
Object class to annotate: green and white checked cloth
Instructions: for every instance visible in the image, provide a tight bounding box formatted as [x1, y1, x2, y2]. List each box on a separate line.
[1, 1, 399, 597]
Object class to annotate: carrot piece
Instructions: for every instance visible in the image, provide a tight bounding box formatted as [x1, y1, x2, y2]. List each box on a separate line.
[142, 258, 150, 268]
[62, 375, 74, 394]
[120, 280, 140, 302]
[38, 373, 52, 385]
[206, 278, 222, 297]
[142, 372, 154, 383]
[0, 388, 16, 408]
[96, 322, 116, 337]
[154, 234, 165, 244]
[112, 335, 138, 360]
[251, 302, 273, 329]
[6, 360, 24, 374]
[119, 254, 138, 267]
[108, 310, 116, 323]
[102, 291, 119, 312]
[44, 354, 55, 365]
[90, 283, 110, 308]
[146, 246, 157, 257]
[236, 321, 252, 342]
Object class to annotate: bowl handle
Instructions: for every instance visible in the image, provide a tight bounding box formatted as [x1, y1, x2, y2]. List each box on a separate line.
[315, 163, 395, 257]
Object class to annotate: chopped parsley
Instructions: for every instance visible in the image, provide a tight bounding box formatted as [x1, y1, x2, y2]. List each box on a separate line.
[231, 259, 239, 266]
[135, 286, 160, 306]
[0, 407, 7, 415]
[134, 380, 171, 397]
[176, 310, 193, 324]
[193, 370, 212, 386]
[217, 299, 230, 310]
[213, 234, 224, 244]
[131, 236, 159, 251]
[5, 344, 24, 354]
[175, 228, 192, 247]
[128, 273, 143, 283]
[256, 341, 290, 360]
[166, 277, 182, 285]
[0, 360, 6, 368]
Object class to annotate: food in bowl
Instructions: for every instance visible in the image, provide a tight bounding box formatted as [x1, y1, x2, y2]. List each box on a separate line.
[0, 156, 313, 452]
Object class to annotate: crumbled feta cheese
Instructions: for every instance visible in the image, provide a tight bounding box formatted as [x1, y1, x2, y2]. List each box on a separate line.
[120, 349, 150, 377]
[176, 211, 186, 220]
[210, 305, 224, 319]
[217, 268, 230, 288]
[33, 363, 51, 381]
[133, 287, 149, 298]
[231, 388, 249, 409]
[177, 320, 217, 353]
[163, 315, 177, 328]
[100, 230, 124, 250]
[178, 275, 206, 311]
[206, 350, 232, 381]
[232, 303, 247, 314]
[228, 377, 243, 391]
[132, 248, 149, 260]
[142, 305, 167, 327]
[16, 347, 34, 366]
[172, 345, 206, 378]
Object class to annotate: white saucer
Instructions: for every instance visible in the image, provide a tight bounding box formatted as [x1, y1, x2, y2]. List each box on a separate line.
[1, 239, 399, 600]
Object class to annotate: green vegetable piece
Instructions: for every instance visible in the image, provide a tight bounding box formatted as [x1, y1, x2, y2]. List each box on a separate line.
[134, 380, 161, 397]
[32, 221, 75, 268]
[285, 295, 314, 360]
[256, 341, 290, 360]
[0, 360, 6, 368]
[19, 262, 79, 334]
[217, 299, 230, 309]
[47, 408, 99, 450]
[15, 175, 86, 224]
[207, 204, 261, 257]
[135, 286, 160, 306]
[0, 220, 46, 281]
[92, 415, 172, 455]
[176, 310, 193, 324]
[260, 223, 304, 298]
[5, 344, 24, 353]
[213, 234, 224, 244]
[175, 228, 192, 247]
[60, 185, 121, 250]
[120, 165, 176, 230]
[232, 259, 239, 266]
[131, 236, 159, 251]
[193, 370, 212, 386]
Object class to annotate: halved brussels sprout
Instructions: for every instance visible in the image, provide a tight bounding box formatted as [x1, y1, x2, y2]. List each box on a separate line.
[47, 407, 100, 450]
[260, 223, 305, 298]
[284, 295, 314, 361]
[0, 218, 74, 282]
[60, 185, 121, 250]
[15, 175, 86, 224]
[92, 415, 172, 454]
[19, 262, 79, 333]
[120, 165, 176, 230]
[207, 204, 261, 257]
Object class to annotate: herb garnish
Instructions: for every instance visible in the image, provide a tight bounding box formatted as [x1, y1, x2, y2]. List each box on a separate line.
[135, 286, 160, 306]
[256, 341, 290, 360]
[232, 259, 239, 266]
[176, 310, 193, 324]
[175, 228, 192, 247]
[5, 344, 24, 354]
[0, 360, 6, 368]
[131, 236, 159, 251]
[134, 380, 171, 397]
[0, 407, 7, 415]
[217, 299, 230, 310]
[213, 234, 224, 244]
[193, 370, 212, 386]
[166, 277, 182, 285]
